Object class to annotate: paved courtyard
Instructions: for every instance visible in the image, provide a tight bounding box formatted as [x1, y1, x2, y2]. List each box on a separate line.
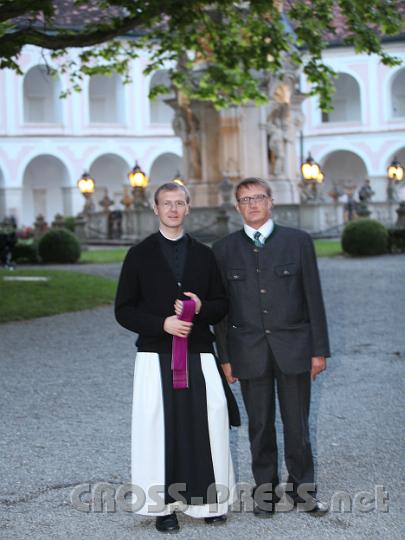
[0, 255, 403, 539]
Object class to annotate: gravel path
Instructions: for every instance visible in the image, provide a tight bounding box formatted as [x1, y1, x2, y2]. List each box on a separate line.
[0, 255, 403, 539]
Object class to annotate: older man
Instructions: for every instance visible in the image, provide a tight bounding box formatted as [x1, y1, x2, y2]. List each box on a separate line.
[213, 177, 330, 517]
[115, 182, 238, 533]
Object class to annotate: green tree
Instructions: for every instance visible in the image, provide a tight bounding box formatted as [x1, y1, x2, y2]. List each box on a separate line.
[0, 0, 402, 109]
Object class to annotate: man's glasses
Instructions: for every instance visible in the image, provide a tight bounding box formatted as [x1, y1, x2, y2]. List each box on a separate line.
[237, 194, 270, 205]
[160, 201, 187, 209]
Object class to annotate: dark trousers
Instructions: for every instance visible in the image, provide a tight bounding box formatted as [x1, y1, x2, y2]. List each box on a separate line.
[239, 350, 315, 503]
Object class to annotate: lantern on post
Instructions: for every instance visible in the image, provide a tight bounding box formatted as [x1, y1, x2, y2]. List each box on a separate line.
[387, 156, 404, 202]
[387, 157, 404, 183]
[300, 153, 324, 200]
[77, 172, 96, 214]
[128, 162, 149, 206]
[387, 156, 405, 227]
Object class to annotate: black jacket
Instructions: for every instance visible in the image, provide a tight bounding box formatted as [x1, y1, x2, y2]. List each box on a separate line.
[213, 225, 330, 377]
[115, 233, 228, 353]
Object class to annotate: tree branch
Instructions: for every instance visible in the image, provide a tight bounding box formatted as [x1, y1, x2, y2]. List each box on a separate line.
[0, 14, 145, 50]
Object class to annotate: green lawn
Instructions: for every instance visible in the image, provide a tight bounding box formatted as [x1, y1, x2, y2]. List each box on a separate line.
[1, 240, 341, 323]
[79, 240, 341, 264]
[314, 239, 342, 257]
[80, 248, 128, 264]
[0, 269, 116, 323]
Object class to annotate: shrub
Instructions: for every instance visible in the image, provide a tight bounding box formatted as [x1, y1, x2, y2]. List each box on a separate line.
[341, 219, 388, 256]
[388, 228, 405, 253]
[64, 216, 76, 233]
[13, 239, 38, 263]
[38, 229, 81, 263]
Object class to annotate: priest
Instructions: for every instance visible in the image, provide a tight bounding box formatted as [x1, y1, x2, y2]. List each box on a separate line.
[115, 181, 238, 533]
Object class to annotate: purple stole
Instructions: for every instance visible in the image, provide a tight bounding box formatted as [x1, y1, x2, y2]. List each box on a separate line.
[171, 299, 196, 389]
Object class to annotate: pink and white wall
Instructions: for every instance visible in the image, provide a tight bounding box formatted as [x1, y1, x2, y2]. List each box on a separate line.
[0, 46, 182, 226]
[300, 40, 405, 204]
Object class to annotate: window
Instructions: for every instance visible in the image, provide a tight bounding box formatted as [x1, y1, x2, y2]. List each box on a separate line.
[23, 65, 61, 123]
[391, 69, 405, 118]
[149, 71, 175, 125]
[89, 74, 124, 124]
[321, 73, 361, 123]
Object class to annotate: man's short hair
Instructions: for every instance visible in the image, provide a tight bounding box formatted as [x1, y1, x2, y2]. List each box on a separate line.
[154, 182, 190, 205]
[235, 178, 272, 200]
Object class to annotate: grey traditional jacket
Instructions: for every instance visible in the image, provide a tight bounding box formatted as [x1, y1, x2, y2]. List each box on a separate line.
[213, 225, 330, 378]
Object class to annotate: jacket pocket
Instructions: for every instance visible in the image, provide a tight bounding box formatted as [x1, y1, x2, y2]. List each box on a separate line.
[274, 263, 297, 277]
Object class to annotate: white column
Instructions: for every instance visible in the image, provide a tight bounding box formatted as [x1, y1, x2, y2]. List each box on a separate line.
[68, 186, 86, 216]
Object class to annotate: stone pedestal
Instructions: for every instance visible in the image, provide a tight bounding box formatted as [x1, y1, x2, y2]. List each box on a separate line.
[33, 215, 48, 241]
[299, 204, 322, 232]
[121, 207, 158, 242]
[215, 209, 230, 238]
[74, 214, 88, 245]
[52, 213, 65, 228]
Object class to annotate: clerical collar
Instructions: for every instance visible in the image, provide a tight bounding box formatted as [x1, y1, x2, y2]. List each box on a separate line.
[244, 219, 274, 242]
[159, 229, 185, 242]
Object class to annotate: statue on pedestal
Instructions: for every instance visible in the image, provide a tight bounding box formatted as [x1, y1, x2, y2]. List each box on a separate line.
[121, 186, 133, 210]
[99, 189, 114, 213]
[356, 179, 375, 218]
[266, 81, 296, 180]
[267, 117, 285, 177]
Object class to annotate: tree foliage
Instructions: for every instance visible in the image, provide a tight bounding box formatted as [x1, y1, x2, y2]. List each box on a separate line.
[0, 0, 402, 109]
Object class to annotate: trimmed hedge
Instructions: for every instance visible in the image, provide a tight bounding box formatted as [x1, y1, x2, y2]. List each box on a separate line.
[13, 240, 38, 263]
[341, 219, 388, 256]
[38, 229, 81, 263]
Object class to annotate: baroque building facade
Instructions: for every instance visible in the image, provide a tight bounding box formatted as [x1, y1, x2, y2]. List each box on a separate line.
[301, 38, 404, 210]
[0, 37, 403, 231]
[0, 46, 181, 227]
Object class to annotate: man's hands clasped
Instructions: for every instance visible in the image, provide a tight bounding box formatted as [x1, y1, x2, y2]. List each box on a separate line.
[163, 315, 193, 338]
[163, 292, 202, 338]
[174, 292, 202, 316]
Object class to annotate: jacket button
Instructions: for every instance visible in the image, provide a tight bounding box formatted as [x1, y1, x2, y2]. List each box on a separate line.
[260, 288, 267, 294]
[265, 329, 271, 334]
[283, 270, 290, 275]
[263, 309, 269, 314]
[253, 248, 259, 253]
[233, 274, 239, 279]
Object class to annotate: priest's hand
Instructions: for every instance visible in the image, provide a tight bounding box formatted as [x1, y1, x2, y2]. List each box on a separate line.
[183, 292, 202, 315]
[222, 362, 238, 384]
[174, 295, 202, 317]
[311, 356, 326, 381]
[174, 299, 183, 317]
[164, 315, 193, 337]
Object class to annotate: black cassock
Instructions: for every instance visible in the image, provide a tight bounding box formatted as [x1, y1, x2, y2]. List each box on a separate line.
[116, 232, 238, 517]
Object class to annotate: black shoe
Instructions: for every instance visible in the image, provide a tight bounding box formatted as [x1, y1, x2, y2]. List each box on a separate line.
[204, 515, 227, 525]
[293, 497, 329, 516]
[253, 503, 275, 518]
[155, 513, 180, 533]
